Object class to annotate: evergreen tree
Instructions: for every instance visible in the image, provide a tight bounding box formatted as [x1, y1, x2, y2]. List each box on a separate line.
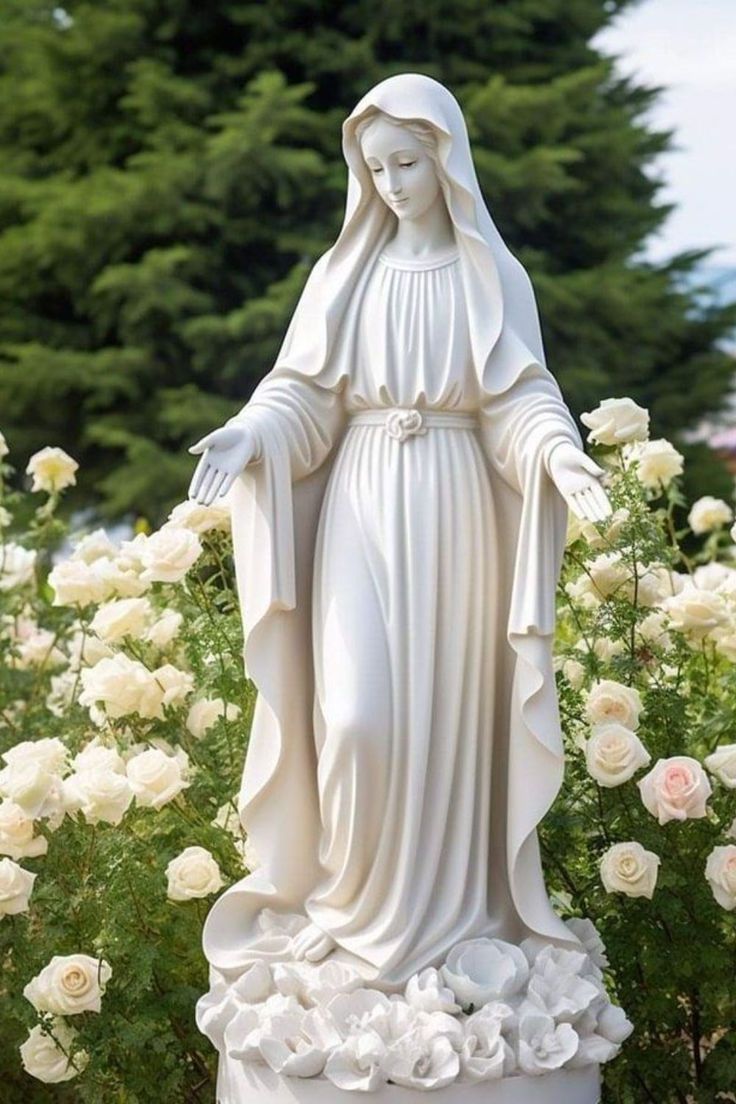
[0, 0, 733, 525]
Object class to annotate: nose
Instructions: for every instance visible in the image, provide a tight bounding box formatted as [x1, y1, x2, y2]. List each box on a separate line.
[386, 166, 403, 197]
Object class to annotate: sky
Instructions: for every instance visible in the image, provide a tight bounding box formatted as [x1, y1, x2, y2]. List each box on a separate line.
[595, 0, 736, 269]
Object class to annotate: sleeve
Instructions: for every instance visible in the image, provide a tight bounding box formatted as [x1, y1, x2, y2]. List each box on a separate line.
[479, 361, 583, 494]
[225, 370, 345, 482]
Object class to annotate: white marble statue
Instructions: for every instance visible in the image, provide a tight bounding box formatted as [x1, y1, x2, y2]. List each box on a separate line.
[189, 74, 623, 1102]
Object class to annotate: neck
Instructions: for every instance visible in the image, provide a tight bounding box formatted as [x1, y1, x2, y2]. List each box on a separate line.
[390, 193, 456, 257]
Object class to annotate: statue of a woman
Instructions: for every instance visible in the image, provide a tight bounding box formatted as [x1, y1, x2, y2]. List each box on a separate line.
[190, 73, 614, 1096]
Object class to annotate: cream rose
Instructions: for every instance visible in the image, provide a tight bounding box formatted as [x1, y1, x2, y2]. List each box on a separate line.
[153, 663, 195, 709]
[0, 430, 8, 458]
[622, 439, 684, 491]
[23, 953, 112, 1015]
[561, 658, 585, 690]
[704, 845, 736, 910]
[48, 559, 110, 607]
[584, 724, 651, 788]
[166, 845, 225, 900]
[138, 527, 203, 584]
[89, 597, 151, 642]
[587, 552, 632, 599]
[126, 746, 190, 809]
[25, 446, 78, 493]
[688, 496, 733, 535]
[661, 585, 728, 641]
[584, 680, 643, 731]
[580, 397, 649, 446]
[166, 499, 231, 534]
[0, 801, 48, 860]
[0, 857, 37, 916]
[186, 697, 242, 739]
[62, 767, 133, 826]
[704, 744, 736, 789]
[79, 653, 165, 720]
[19, 1020, 89, 1083]
[600, 842, 660, 898]
[71, 527, 118, 564]
[143, 608, 183, 648]
[0, 542, 37, 591]
[637, 756, 712, 825]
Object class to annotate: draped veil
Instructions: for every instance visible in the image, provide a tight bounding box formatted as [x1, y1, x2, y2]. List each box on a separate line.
[197, 73, 585, 1007]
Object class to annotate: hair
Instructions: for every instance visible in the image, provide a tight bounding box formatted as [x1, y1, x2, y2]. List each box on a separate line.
[355, 108, 445, 183]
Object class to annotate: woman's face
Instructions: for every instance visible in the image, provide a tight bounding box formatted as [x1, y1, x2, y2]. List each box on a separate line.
[360, 117, 441, 222]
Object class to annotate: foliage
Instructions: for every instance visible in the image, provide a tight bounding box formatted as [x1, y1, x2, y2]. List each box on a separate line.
[0, 0, 734, 525]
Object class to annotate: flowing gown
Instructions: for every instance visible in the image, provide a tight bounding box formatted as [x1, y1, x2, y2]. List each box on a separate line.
[302, 244, 520, 983]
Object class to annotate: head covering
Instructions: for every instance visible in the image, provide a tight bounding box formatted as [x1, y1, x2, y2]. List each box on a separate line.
[283, 72, 546, 398]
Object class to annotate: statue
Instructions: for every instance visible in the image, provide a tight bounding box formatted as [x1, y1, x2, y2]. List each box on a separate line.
[190, 73, 627, 1103]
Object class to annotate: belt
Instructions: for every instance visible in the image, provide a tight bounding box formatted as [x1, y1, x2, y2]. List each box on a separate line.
[349, 407, 478, 443]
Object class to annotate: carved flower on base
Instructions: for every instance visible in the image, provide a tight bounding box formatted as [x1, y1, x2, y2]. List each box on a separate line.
[440, 938, 529, 1008]
[517, 1012, 579, 1075]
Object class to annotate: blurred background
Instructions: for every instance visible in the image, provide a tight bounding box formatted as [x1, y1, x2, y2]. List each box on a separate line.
[0, 0, 734, 530]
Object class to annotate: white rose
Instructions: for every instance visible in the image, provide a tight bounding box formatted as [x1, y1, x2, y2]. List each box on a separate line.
[637, 611, 673, 650]
[564, 573, 600, 610]
[584, 680, 643, 731]
[0, 801, 48, 860]
[95, 556, 149, 599]
[62, 767, 133, 825]
[441, 938, 529, 1008]
[518, 1012, 579, 1075]
[126, 746, 190, 809]
[71, 527, 118, 564]
[688, 496, 733, 535]
[580, 397, 649, 446]
[143, 608, 183, 648]
[622, 438, 684, 491]
[166, 845, 225, 901]
[600, 841, 660, 898]
[66, 628, 114, 673]
[166, 499, 231, 534]
[0, 760, 60, 820]
[71, 738, 126, 775]
[2, 737, 69, 775]
[0, 430, 8, 458]
[584, 724, 651, 787]
[24, 953, 112, 1014]
[587, 552, 632, 599]
[561, 658, 586, 690]
[89, 597, 151, 642]
[0, 857, 37, 916]
[25, 446, 78, 493]
[0, 542, 37, 590]
[638, 756, 712, 825]
[48, 559, 109, 607]
[138, 528, 203, 584]
[704, 845, 736, 910]
[153, 663, 195, 709]
[703, 744, 736, 789]
[79, 653, 165, 720]
[20, 1020, 89, 1083]
[662, 585, 729, 641]
[186, 697, 242, 739]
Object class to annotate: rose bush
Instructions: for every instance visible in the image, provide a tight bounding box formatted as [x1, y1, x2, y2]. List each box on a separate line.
[1, 406, 736, 1102]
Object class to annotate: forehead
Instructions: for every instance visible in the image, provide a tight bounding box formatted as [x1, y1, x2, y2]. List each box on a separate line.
[359, 117, 424, 160]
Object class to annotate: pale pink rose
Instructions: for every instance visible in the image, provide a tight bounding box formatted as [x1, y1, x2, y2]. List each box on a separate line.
[637, 756, 712, 825]
[704, 845, 736, 910]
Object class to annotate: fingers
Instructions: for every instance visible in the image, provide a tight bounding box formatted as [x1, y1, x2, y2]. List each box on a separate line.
[198, 465, 221, 505]
[188, 456, 211, 500]
[205, 469, 231, 506]
[589, 480, 613, 518]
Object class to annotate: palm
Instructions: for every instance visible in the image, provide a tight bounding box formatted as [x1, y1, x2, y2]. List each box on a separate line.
[187, 425, 257, 506]
[548, 442, 612, 522]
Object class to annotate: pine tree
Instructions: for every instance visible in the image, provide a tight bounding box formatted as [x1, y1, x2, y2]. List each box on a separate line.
[0, 0, 733, 524]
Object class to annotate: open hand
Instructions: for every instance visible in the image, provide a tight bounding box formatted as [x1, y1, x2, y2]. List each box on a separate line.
[187, 425, 258, 506]
[547, 441, 612, 522]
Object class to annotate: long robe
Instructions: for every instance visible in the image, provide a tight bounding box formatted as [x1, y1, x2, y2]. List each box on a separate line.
[198, 244, 585, 1011]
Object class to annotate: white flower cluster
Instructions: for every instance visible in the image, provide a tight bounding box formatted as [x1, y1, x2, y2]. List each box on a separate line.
[18, 953, 112, 1083]
[197, 918, 631, 1091]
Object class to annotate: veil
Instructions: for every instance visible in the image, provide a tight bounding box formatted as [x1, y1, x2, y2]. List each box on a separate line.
[271, 71, 550, 399]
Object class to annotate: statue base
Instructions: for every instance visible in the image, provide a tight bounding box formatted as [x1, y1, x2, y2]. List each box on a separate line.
[216, 1057, 601, 1103]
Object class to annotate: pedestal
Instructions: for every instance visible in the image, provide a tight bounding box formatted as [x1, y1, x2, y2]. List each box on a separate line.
[216, 1055, 602, 1103]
